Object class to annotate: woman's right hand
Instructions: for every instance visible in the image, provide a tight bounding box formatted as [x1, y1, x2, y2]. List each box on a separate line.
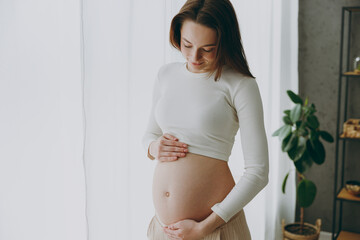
[149, 133, 188, 162]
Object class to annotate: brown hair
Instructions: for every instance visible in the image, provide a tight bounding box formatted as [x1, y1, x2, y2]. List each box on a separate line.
[169, 0, 255, 81]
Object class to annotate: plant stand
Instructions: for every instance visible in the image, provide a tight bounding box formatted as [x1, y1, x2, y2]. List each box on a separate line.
[332, 6, 360, 239]
[282, 219, 321, 240]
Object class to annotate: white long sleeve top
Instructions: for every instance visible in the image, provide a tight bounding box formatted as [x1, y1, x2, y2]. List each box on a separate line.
[142, 62, 269, 223]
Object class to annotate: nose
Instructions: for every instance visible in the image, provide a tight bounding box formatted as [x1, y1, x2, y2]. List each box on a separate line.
[191, 49, 202, 62]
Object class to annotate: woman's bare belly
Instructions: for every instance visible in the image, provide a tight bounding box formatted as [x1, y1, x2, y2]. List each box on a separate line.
[152, 152, 235, 225]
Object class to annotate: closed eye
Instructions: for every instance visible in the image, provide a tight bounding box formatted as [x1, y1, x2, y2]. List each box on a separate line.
[184, 45, 214, 53]
[203, 48, 214, 52]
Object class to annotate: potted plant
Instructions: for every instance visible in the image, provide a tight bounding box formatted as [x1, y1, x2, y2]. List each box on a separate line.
[272, 90, 334, 240]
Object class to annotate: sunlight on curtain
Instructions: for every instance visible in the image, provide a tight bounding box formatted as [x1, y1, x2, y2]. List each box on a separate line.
[0, 1, 87, 240]
[81, 0, 167, 239]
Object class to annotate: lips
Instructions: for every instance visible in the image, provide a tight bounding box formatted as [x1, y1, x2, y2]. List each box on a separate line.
[191, 62, 203, 66]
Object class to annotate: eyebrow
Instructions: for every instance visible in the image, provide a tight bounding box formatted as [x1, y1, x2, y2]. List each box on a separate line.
[182, 37, 216, 47]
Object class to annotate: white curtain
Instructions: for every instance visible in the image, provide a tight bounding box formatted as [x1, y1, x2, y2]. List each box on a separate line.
[0, 0, 298, 239]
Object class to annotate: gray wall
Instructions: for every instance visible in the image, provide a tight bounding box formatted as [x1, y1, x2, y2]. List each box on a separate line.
[298, 0, 360, 233]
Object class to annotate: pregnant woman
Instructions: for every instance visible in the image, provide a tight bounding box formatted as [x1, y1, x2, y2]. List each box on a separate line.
[142, 0, 269, 239]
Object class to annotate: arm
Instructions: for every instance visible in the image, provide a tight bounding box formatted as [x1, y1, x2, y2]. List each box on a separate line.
[198, 211, 226, 236]
[142, 73, 163, 159]
[201, 78, 269, 231]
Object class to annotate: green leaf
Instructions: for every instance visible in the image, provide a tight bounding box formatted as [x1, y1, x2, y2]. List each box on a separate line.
[304, 97, 308, 106]
[294, 151, 312, 173]
[279, 125, 292, 140]
[290, 104, 302, 123]
[287, 90, 303, 105]
[320, 131, 334, 143]
[287, 136, 306, 161]
[307, 139, 317, 160]
[298, 126, 309, 137]
[314, 140, 325, 164]
[307, 115, 319, 129]
[287, 146, 297, 160]
[284, 133, 298, 152]
[294, 136, 307, 161]
[308, 103, 317, 115]
[273, 125, 292, 139]
[284, 110, 291, 116]
[273, 125, 291, 138]
[305, 104, 316, 115]
[297, 179, 317, 208]
[310, 130, 320, 143]
[283, 116, 292, 125]
[306, 139, 325, 165]
[272, 126, 283, 137]
[282, 134, 292, 152]
[282, 173, 289, 194]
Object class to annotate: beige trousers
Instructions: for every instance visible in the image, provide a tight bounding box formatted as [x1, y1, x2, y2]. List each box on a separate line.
[147, 210, 251, 240]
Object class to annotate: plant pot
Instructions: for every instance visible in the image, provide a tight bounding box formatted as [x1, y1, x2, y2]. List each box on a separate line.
[282, 219, 321, 240]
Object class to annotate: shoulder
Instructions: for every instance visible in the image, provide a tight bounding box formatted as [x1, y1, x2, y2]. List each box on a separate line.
[220, 66, 258, 93]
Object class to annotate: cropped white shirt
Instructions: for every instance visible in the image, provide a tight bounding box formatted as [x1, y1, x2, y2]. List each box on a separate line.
[142, 62, 269, 223]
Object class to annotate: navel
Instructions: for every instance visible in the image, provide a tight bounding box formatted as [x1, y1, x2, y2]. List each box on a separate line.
[165, 191, 170, 197]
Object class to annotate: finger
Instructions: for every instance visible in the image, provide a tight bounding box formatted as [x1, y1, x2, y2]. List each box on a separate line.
[162, 134, 188, 148]
[157, 148, 186, 159]
[165, 231, 182, 240]
[172, 234, 183, 240]
[165, 227, 182, 235]
[160, 150, 186, 158]
[175, 141, 188, 148]
[163, 146, 188, 153]
[168, 225, 180, 230]
[159, 139, 177, 147]
[159, 145, 186, 154]
[163, 133, 178, 141]
[163, 228, 178, 238]
[165, 139, 187, 148]
[167, 235, 180, 240]
[160, 139, 188, 149]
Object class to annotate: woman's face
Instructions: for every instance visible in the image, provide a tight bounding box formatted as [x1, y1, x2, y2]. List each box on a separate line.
[180, 20, 218, 73]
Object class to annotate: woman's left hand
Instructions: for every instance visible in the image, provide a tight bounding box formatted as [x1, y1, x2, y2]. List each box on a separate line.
[163, 219, 205, 240]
